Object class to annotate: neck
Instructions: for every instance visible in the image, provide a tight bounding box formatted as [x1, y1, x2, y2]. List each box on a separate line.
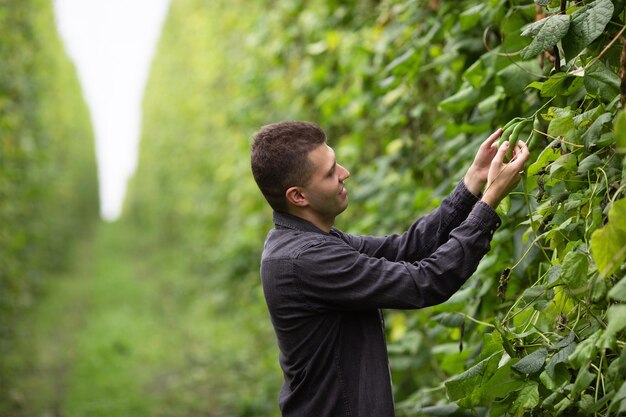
[287, 208, 334, 233]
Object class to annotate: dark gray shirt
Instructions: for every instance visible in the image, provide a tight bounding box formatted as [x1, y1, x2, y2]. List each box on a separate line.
[260, 181, 501, 417]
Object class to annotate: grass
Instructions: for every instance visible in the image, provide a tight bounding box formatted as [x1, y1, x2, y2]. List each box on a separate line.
[2, 221, 280, 417]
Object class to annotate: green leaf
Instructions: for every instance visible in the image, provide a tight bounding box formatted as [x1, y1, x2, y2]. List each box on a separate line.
[584, 60, 620, 102]
[521, 286, 547, 299]
[562, 0, 614, 61]
[478, 90, 505, 114]
[520, 285, 554, 311]
[414, 404, 461, 416]
[577, 154, 603, 175]
[564, 192, 584, 211]
[497, 60, 542, 95]
[619, 343, 626, 370]
[489, 398, 514, 417]
[528, 146, 560, 176]
[547, 107, 575, 137]
[547, 264, 563, 285]
[572, 365, 596, 396]
[560, 251, 590, 289]
[539, 73, 572, 97]
[606, 305, 626, 338]
[464, 58, 487, 89]
[591, 198, 626, 277]
[460, 4, 485, 31]
[520, 14, 570, 60]
[578, 394, 597, 411]
[481, 331, 505, 360]
[544, 340, 577, 387]
[482, 359, 525, 401]
[541, 72, 584, 97]
[608, 275, 626, 302]
[432, 312, 464, 327]
[591, 276, 609, 302]
[611, 381, 626, 413]
[386, 49, 414, 72]
[512, 348, 548, 374]
[583, 112, 613, 148]
[554, 397, 573, 414]
[521, 17, 553, 38]
[551, 332, 575, 351]
[549, 153, 577, 178]
[439, 85, 480, 113]
[542, 390, 565, 408]
[510, 381, 539, 417]
[569, 330, 601, 368]
[445, 352, 499, 402]
[614, 108, 626, 153]
[539, 364, 570, 390]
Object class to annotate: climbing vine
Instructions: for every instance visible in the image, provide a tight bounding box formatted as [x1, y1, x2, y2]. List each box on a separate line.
[128, 0, 626, 415]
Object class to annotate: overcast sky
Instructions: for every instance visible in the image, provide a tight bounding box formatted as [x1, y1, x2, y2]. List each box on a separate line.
[53, 0, 171, 221]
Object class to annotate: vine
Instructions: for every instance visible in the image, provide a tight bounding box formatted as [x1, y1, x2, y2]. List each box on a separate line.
[127, 0, 626, 415]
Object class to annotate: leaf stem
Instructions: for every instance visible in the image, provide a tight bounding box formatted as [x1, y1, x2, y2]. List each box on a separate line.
[537, 131, 585, 148]
[457, 313, 495, 328]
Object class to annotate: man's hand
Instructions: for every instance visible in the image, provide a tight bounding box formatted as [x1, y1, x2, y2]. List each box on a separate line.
[463, 129, 502, 195]
[481, 140, 530, 208]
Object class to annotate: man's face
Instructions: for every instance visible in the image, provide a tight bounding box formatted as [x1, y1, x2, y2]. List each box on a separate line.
[301, 144, 350, 221]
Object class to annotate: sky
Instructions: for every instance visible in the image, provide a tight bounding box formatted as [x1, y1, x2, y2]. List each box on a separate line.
[53, 0, 171, 221]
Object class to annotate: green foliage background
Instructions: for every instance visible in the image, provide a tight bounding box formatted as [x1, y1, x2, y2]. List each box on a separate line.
[125, 0, 626, 415]
[0, 0, 99, 402]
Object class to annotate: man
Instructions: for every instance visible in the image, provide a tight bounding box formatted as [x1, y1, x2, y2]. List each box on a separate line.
[250, 120, 529, 417]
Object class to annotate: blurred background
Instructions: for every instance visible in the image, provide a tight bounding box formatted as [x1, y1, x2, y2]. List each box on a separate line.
[2, 0, 625, 416]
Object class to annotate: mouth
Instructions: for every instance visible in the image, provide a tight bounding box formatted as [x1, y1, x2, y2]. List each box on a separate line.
[339, 184, 348, 196]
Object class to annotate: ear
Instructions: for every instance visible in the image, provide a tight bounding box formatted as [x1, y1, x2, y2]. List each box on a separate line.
[285, 186, 308, 208]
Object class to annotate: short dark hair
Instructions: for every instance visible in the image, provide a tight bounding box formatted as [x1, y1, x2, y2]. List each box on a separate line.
[251, 121, 326, 212]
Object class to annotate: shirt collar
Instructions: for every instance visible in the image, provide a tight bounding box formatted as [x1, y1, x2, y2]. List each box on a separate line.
[272, 211, 329, 235]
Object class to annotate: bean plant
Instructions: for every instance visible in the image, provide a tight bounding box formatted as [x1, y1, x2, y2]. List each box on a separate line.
[129, 0, 626, 415]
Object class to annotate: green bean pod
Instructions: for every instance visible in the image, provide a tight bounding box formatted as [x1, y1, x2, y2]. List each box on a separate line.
[499, 122, 517, 144]
[499, 122, 519, 152]
[506, 121, 527, 160]
[528, 117, 543, 151]
[501, 117, 524, 131]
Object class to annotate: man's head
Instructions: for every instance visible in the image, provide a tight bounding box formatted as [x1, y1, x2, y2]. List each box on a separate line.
[251, 121, 326, 212]
[251, 121, 350, 229]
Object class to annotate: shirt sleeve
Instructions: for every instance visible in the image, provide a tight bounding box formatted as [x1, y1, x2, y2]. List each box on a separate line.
[336, 180, 483, 263]
[296, 201, 501, 311]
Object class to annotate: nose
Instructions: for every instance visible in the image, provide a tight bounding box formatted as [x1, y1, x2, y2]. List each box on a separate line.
[338, 164, 350, 181]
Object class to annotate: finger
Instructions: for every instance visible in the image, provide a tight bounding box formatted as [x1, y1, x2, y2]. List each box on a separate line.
[510, 141, 529, 168]
[516, 140, 530, 162]
[511, 143, 522, 159]
[493, 141, 509, 166]
[483, 128, 503, 147]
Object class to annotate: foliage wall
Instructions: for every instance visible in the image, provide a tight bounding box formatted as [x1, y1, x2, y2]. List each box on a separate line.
[125, 0, 282, 414]
[0, 0, 99, 389]
[128, 0, 626, 415]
